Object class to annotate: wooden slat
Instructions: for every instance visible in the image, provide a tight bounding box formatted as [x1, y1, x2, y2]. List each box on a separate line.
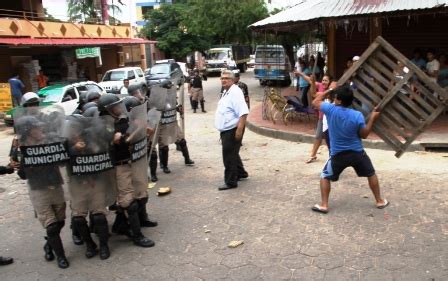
[357, 71, 389, 98]
[362, 63, 395, 90]
[377, 114, 411, 141]
[367, 56, 395, 81]
[403, 85, 435, 114]
[373, 123, 404, 150]
[337, 41, 381, 87]
[394, 91, 430, 119]
[382, 105, 416, 129]
[352, 77, 382, 104]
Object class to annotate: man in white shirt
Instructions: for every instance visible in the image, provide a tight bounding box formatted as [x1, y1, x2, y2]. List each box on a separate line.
[214, 70, 249, 190]
[120, 79, 130, 95]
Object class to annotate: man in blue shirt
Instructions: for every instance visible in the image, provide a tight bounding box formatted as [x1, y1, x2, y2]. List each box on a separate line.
[8, 74, 25, 107]
[311, 83, 389, 214]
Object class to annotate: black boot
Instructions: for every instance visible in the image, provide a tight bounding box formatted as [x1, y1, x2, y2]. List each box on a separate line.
[70, 217, 83, 245]
[43, 237, 54, 261]
[200, 100, 207, 113]
[46, 222, 69, 269]
[159, 146, 171, 174]
[178, 139, 194, 166]
[149, 150, 158, 182]
[127, 201, 155, 248]
[192, 100, 198, 113]
[88, 212, 96, 234]
[175, 142, 181, 151]
[112, 208, 131, 237]
[92, 214, 110, 260]
[138, 198, 158, 227]
[72, 216, 98, 259]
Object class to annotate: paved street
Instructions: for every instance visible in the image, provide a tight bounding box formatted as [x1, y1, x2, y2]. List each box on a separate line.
[0, 70, 447, 280]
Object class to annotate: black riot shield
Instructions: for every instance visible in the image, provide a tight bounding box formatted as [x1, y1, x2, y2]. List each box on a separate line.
[65, 114, 117, 212]
[14, 105, 68, 205]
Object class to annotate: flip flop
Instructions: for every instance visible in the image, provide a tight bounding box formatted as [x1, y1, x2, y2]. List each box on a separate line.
[311, 204, 328, 214]
[305, 156, 317, 164]
[376, 199, 390, 209]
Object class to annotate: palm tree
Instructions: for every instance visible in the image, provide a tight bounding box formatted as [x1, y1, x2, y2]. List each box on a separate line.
[67, 0, 124, 24]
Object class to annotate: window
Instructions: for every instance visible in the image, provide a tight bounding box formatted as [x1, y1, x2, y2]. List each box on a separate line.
[150, 64, 170, 75]
[127, 71, 136, 79]
[86, 84, 103, 92]
[103, 71, 126, 81]
[136, 68, 144, 77]
[62, 88, 76, 102]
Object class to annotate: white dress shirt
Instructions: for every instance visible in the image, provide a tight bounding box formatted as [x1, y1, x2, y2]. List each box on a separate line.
[214, 84, 249, 132]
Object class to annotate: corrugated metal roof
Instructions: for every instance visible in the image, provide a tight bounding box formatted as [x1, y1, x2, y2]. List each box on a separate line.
[251, 0, 448, 28]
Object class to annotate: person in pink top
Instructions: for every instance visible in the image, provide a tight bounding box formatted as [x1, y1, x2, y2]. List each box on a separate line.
[294, 71, 336, 163]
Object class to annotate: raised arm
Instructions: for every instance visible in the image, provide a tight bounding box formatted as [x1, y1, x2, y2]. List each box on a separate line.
[359, 109, 381, 139]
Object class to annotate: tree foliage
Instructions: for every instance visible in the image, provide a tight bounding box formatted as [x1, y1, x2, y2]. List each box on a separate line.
[140, 0, 269, 59]
[141, 3, 210, 60]
[67, 0, 124, 24]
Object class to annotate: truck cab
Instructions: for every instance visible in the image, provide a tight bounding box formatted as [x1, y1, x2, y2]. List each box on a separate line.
[205, 48, 235, 75]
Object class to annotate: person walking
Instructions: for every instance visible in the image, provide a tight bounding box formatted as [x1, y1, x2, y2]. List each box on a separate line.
[8, 74, 25, 107]
[214, 70, 249, 191]
[310, 82, 389, 214]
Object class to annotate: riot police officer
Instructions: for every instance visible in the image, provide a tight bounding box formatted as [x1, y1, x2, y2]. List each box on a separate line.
[124, 96, 158, 227]
[66, 113, 115, 260]
[14, 102, 69, 269]
[189, 69, 207, 113]
[98, 94, 155, 247]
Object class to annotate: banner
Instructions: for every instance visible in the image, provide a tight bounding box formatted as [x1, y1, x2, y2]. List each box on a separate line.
[76, 47, 101, 59]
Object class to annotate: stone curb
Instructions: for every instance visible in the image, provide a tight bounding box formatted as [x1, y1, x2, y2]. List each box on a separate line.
[246, 120, 425, 152]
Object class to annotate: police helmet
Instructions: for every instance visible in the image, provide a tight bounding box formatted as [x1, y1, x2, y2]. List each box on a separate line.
[82, 102, 98, 112]
[15, 116, 44, 139]
[97, 94, 121, 113]
[78, 91, 88, 105]
[86, 90, 101, 102]
[82, 106, 99, 117]
[21, 92, 40, 107]
[127, 84, 141, 95]
[123, 96, 141, 112]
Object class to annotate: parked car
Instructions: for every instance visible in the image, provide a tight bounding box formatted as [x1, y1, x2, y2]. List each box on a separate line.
[145, 60, 185, 89]
[3, 81, 105, 126]
[99, 67, 147, 95]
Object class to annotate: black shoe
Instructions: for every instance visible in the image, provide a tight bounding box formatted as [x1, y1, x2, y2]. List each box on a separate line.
[193, 109, 197, 113]
[161, 166, 171, 174]
[140, 219, 158, 227]
[185, 159, 195, 166]
[0, 256, 14, 266]
[56, 256, 69, 269]
[85, 242, 98, 259]
[132, 235, 155, 248]
[218, 184, 238, 191]
[43, 241, 55, 261]
[201, 110, 207, 113]
[150, 174, 158, 182]
[99, 244, 110, 260]
[237, 172, 249, 181]
[72, 233, 83, 245]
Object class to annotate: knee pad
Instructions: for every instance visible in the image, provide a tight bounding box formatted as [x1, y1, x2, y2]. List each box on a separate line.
[127, 200, 140, 215]
[177, 138, 186, 147]
[46, 222, 61, 237]
[72, 216, 87, 225]
[159, 146, 168, 153]
[92, 213, 107, 225]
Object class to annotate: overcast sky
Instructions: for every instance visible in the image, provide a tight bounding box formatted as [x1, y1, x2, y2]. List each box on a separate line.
[43, 0, 300, 23]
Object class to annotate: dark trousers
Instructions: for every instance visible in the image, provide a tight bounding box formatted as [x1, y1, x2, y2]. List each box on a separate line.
[299, 86, 310, 107]
[220, 128, 246, 187]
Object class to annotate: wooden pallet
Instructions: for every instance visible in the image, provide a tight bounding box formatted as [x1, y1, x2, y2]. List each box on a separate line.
[337, 36, 448, 157]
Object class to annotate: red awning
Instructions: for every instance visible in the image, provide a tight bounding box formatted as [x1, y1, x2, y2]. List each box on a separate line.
[0, 37, 156, 46]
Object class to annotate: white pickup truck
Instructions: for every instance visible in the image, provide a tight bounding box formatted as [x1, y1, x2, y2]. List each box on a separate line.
[99, 67, 148, 95]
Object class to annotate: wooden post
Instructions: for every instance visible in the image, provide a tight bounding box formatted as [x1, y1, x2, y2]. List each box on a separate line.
[369, 17, 382, 43]
[326, 21, 336, 78]
[140, 44, 147, 70]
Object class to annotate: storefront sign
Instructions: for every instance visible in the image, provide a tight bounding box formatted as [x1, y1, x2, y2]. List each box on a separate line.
[75, 47, 101, 59]
[0, 83, 12, 112]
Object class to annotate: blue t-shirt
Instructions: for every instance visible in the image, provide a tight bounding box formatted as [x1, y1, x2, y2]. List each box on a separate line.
[320, 103, 365, 156]
[299, 68, 311, 87]
[8, 78, 25, 98]
[411, 58, 426, 70]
